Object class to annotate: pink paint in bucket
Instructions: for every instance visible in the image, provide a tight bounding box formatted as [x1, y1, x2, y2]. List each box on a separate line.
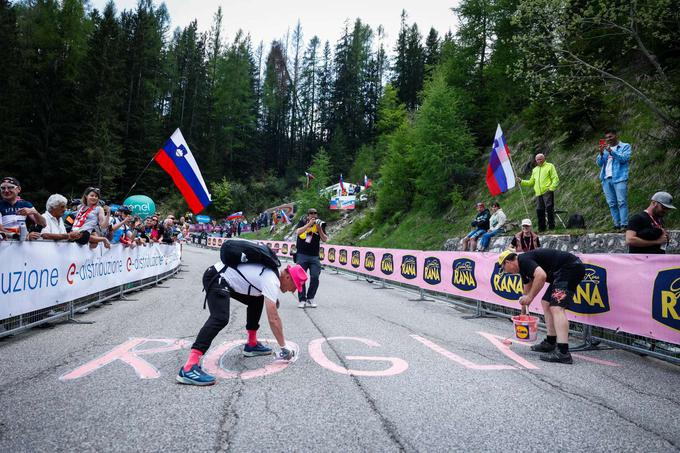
[511, 315, 538, 342]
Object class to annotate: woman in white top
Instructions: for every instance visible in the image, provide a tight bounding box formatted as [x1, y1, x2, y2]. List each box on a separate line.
[72, 187, 110, 248]
[479, 202, 507, 251]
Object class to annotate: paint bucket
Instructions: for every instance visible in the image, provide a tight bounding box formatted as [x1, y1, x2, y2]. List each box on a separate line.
[511, 314, 539, 342]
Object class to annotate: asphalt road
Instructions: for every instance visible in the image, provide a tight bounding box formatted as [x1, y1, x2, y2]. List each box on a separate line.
[1, 245, 679, 453]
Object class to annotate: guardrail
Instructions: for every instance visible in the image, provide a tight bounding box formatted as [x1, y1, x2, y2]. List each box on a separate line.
[203, 237, 680, 365]
[1, 241, 181, 339]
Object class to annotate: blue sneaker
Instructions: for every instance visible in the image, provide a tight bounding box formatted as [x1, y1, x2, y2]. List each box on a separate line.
[176, 365, 216, 386]
[243, 342, 273, 357]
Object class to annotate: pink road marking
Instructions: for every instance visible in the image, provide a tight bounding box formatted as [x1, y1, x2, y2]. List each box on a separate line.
[483, 333, 621, 367]
[476, 332, 539, 370]
[202, 339, 300, 380]
[60, 338, 190, 381]
[308, 337, 409, 377]
[410, 335, 515, 370]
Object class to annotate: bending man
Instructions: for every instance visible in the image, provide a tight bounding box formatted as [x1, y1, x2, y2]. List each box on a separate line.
[499, 248, 585, 364]
[177, 262, 308, 386]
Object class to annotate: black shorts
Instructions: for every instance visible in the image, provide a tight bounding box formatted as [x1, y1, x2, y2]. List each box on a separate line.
[541, 260, 586, 308]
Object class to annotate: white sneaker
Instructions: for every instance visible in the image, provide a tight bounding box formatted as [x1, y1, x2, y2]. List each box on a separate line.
[307, 299, 317, 308]
[297, 301, 306, 308]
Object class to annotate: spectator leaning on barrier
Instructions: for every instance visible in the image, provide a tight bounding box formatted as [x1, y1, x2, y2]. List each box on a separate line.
[461, 202, 491, 252]
[40, 194, 84, 242]
[0, 176, 46, 240]
[626, 191, 675, 254]
[511, 218, 541, 252]
[518, 153, 559, 232]
[499, 248, 586, 365]
[478, 202, 507, 251]
[72, 187, 111, 249]
[597, 129, 632, 231]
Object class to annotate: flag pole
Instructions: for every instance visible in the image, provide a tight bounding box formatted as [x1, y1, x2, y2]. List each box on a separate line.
[508, 156, 531, 219]
[123, 154, 157, 201]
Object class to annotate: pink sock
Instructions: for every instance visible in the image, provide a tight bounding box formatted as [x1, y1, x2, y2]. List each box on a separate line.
[183, 349, 203, 371]
[247, 330, 258, 347]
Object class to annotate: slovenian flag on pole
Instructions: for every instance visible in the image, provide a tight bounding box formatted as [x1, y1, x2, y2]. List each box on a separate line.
[226, 211, 243, 221]
[364, 174, 372, 188]
[154, 128, 212, 214]
[486, 124, 515, 196]
[339, 174, 345, 193]
[280, 209, 291, 224]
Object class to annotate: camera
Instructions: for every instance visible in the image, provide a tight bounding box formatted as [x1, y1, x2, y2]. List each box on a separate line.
[315, 218, 327, 229]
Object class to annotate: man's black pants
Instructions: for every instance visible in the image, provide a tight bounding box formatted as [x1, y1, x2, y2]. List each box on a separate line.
[191, 266, 264, 353]
[536, 191, 555, 231]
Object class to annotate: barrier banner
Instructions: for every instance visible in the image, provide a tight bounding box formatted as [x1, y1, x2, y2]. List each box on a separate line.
[253, 240, 680, 346]
[0, 242, 181, 319]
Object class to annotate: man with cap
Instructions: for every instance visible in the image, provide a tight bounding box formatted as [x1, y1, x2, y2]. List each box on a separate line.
[626, 191, 675, 254]
[177, 262, 308, 386]
[461, 202, 491, 252]
[498, 248, 585, 364]
[0, 176, 46, 239]
[510, 218, 541, 252]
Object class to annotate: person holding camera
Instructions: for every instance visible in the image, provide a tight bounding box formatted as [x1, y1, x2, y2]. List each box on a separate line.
[294, 208, 328, 308]
[597, 129, 632, 231]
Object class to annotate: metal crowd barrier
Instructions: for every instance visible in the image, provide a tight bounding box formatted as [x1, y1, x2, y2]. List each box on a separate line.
[0, 264, 182, 340]
[192, 241, 680, 365]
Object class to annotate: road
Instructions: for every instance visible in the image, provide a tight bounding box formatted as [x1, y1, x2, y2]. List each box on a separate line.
[1, 245, 679, 452]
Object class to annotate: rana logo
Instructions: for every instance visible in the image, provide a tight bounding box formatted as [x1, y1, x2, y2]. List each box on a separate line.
[328, 248, 336, 263]
[652, 268, 680, 333]
[490, 263, 523, 300]
[281, 244, 288, 254]
[266, 243, 272, 249]
[339, 249, 348, 265]
[400, 255, 417, 280]
[351, 251, 361, 268]
[452, 258, 477, 291]
[568, 264, 610, 315]
[364, 252, 376, 271]
[423, 257, 441, 285]
[319, 247, 325, 260]
[380, 253, 394, 275]
[290, 245, 296, 256]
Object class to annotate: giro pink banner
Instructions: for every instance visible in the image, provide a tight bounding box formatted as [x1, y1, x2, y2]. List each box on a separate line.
[206, 237, 680, 346]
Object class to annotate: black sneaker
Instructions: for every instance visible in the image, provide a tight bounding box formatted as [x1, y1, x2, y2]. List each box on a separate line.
[530, 340, 556, 352]
[539, 350, 573, 364]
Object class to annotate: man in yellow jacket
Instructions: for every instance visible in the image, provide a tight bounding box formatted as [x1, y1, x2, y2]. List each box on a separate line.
[517, 153, 559, 231]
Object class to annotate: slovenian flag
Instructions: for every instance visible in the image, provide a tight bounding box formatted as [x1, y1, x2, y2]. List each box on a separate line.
[226, 211, 243, 221]
[154, 128, 211, 214]
[280, 209, 291, 224]
[485, 124, 515, 196]
[339, 174, 345, 193]
[364, 174, 372, 188]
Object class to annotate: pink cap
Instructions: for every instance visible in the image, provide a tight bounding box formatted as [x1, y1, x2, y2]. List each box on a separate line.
[286, 264, 308, 292]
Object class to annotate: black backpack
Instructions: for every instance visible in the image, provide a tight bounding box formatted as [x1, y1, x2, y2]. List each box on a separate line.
[567, 213, 586, 229]
[203, 239, 281, 308]
[220, 239, 281, 277]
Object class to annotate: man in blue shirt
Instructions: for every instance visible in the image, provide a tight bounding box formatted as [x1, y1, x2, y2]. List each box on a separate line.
[0, 176, 46, 239]
[596, 129, 632, 230]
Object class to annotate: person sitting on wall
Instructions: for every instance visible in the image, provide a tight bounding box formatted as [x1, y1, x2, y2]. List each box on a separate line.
[478, 202, 507, 251]
[510, 218, 541, 252]
[461, 202, 490, 252]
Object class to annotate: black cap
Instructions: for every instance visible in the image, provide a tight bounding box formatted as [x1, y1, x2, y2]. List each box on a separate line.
[1, 176, 20, 187]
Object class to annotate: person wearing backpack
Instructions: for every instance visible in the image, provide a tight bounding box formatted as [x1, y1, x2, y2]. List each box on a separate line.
[177, 240, 309, 386]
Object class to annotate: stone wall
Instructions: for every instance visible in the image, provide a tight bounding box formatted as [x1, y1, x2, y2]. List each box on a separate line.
[443, 230, 680, 254]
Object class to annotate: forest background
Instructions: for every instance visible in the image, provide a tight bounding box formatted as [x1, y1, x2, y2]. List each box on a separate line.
[1, 0, 679, 248]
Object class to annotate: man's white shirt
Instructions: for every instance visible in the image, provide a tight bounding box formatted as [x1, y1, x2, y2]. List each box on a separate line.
[213, 261, 280, 301]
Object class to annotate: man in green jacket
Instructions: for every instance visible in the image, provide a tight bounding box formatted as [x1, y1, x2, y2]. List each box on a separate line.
[517, 153, 559, 231]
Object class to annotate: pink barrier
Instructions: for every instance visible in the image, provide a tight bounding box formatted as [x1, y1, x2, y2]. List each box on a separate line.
[254, 241, 680, 346]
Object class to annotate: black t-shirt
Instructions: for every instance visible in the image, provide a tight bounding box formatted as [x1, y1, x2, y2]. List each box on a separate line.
[295, 217, 324, 256]
[518, 249, 580, 284]
[627, 211, 664, 254]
